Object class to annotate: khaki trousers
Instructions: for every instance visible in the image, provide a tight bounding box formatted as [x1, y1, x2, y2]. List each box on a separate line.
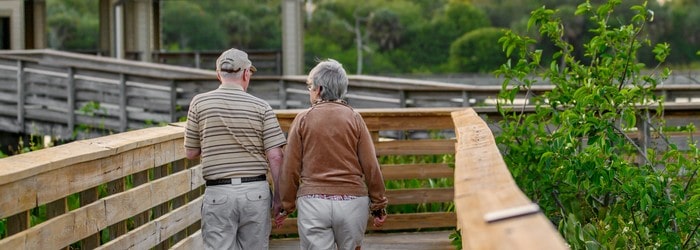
[297, 196, 370, 250]
[201, 181, 271, 250]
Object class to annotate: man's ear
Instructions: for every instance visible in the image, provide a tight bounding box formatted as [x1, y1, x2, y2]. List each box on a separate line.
[241, 69, 249, 82]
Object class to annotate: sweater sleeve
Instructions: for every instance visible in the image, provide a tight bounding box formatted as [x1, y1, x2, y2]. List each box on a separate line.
[355, 113, 388, 211]
[279, 114, 303, 213]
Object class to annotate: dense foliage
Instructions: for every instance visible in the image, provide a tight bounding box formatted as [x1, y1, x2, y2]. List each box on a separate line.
[46, 0, 700, 75]
[496, 0, 699, 248]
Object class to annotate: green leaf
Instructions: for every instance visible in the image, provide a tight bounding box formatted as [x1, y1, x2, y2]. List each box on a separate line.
[575, 2, 591, 16]
[622, 110, 636, 128]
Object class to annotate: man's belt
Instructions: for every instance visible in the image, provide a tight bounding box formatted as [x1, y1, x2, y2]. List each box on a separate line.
[205, 174, 266, 186]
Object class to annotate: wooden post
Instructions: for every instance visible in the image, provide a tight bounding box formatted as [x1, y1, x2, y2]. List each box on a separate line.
[275, 51, 282, 75]
[46, 198, 69, 250]
[170, 159, 187, 245]
[153, 164, 171, 250]
[279, 80, 287, 109]
[398, 90, 406, 108]
[119, 73, 127, 132]
[67, 67, 76, 136]
[462, 90, 471, 107]
[170, 80, 177, 122]
[186, 158, 203, 235]
[16, 60, 25, 133]
[80, 187, 101, 249]
[131, 169, 151, 229]
[637, 112, 650, 165]
[107, 178, 127, 241]
[5, 210, 30, 237]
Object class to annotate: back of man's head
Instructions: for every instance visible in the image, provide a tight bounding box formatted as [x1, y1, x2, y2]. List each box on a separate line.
[216, 48, 254, 78]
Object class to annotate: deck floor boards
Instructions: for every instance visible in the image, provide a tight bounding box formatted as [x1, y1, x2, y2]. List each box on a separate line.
[270, 231, 455, 250]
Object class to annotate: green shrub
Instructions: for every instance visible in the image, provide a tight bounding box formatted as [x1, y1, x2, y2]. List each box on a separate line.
[496, 0, 698, 248]
[449, 27, 508, 73]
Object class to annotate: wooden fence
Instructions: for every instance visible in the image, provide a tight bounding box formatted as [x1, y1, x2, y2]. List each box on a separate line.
[0, 108, 464, 249]
[2, 49, 700, 140]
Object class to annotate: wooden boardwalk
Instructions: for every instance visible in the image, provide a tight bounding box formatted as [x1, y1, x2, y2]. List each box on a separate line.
[270, 231, 454, 250]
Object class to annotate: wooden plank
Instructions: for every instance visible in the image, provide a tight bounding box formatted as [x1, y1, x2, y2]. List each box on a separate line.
[270, 231, 454, 250]
[271, 212, 456, 235]
[25, 74, 67, 95]
[170, 230, 203, 250]
[97, 197, 202, 250]
[0, 197, 109, 250]
[127, 97, 171, 112]
[451, 108, 567, 250]
[381, 163, 453, 180]
[0, 91, 17, 103]
[126, 85, 171, 100]
[0, 116, 20, 133]
[386, 188, 453, 205]
[25, 106, 69, 124]
[363, 116, 455, 131]
[375, 139, 455, 156]
[275, 107, 463, 132]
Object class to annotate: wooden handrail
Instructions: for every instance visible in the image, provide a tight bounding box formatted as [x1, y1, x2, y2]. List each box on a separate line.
[0, 108, 461, 249]
[451, 108, 567, 249]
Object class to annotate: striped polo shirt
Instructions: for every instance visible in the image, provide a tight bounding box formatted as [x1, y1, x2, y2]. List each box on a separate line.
[184, 85, 286, 180]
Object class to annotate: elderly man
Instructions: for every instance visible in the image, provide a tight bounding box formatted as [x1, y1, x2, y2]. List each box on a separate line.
[184, 48, 286, 250]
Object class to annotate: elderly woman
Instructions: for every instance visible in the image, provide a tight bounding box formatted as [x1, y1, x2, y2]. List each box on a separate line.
[276, 59, 388, 249]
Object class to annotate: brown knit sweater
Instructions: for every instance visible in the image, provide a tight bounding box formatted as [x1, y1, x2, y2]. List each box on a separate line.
[279, 101, 388, 213]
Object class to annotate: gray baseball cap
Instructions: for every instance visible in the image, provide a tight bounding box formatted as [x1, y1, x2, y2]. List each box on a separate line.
[216, 48, 256, 73]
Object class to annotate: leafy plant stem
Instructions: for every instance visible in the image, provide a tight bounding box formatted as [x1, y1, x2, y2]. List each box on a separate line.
[551, 189, 566, 215]
[611, 124, 650, 165]
[683, 167, 698, 196]
[617, 22, 644, 91]
[631, 210, 643, 244]
[684, 222, 700, 249]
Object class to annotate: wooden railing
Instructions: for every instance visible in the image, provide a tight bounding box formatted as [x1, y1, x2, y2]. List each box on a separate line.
[0, 108, 462, 249]
[2, 50, 700, 140]
[452, 108, 567, 249]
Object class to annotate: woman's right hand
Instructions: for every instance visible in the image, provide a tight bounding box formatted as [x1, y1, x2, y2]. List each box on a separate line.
[373, 214, 386, 227]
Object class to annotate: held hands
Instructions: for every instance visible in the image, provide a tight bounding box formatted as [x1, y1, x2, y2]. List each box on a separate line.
[372, 214, 387, 227]
[274, 210, 288, 229]
[272, 198, 286, 229]
[371, 208, 387, 227]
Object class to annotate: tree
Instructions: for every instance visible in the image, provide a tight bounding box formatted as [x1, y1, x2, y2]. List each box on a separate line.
[47, 0, 98, 50]
[496, 0, 698, 248]
[161, 1, 224, 51]
[221, 10, 252, 48]
[367, 8, 403, 51]
[449, 27, 508, 73]
[400, 1, 490, 73]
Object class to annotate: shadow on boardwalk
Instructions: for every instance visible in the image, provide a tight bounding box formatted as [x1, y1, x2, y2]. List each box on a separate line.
[270, 231, 454, 250]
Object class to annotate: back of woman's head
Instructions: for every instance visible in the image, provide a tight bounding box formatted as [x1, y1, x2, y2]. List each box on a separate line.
[308, 59, 348, 101]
